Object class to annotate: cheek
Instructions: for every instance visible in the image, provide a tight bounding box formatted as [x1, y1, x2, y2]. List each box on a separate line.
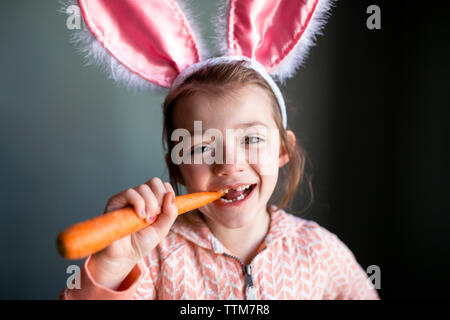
[247, 139, 280, 176]
[178, 164, 210, 189]
[252, 161, 279, 179]
[253, 163, 279, 199]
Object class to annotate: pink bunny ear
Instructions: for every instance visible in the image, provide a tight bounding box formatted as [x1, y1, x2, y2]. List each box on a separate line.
[70, 0, 205, 89]
[225, 0, 336, 84]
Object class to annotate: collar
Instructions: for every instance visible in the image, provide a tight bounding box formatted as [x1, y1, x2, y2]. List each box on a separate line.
[170, 204, 303, 254]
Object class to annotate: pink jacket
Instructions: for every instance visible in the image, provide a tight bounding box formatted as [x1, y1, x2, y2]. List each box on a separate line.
[61, 206, 380, 300]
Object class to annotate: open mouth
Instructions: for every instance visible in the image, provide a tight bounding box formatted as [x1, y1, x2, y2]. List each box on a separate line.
[218, 184, 256, 204]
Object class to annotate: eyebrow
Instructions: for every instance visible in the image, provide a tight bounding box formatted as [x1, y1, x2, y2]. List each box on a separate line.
[188, 121, 269, 134]
[236, 121, 269, 129]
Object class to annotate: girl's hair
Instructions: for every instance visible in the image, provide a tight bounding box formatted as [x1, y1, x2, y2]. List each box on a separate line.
[162, 60, 313, 214]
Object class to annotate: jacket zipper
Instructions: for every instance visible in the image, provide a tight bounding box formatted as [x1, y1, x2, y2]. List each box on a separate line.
[223, 247, 267, 300]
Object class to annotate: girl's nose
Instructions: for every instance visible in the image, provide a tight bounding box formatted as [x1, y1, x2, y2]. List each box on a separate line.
[213, 162, 245, 176]
[213, 144, 246, 176]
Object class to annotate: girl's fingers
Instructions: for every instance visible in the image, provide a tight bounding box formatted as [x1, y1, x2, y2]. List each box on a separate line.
[103, 189, 131, 213]
[103, 181, 177, 259]
[153, 192, 178, 238]
[139, 192, 177, 244]
[122, 188, 146, 218]
[163, 182, 175, 195]
[104, 178, 174, 222]
[146, 178, 167, 206]
[135, 184, 158, 220]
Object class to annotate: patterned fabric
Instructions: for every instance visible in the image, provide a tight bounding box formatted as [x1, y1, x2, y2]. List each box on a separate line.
[128, 206, 380, 300]
[61, 205, 379, 300]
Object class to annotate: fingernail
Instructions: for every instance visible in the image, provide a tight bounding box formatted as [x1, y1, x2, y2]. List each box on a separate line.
[149, 215, 156, 222]
[171, 193, 175, 204]
[141, 209, 146, 218]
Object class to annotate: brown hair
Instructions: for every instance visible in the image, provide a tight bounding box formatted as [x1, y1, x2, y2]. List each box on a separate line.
[162, 60, 313, 214]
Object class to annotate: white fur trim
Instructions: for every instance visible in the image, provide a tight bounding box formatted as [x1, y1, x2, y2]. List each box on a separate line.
[210, 0, 231, 57]
[60, 0, 166, 93]
[270, 0, 337, 85]
[210, 0, 336, 85]
[60, 0, 209, 93]
[174, 0, 211, 61]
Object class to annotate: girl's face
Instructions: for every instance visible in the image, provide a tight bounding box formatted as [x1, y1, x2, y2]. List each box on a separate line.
[171, 84, 291, 229]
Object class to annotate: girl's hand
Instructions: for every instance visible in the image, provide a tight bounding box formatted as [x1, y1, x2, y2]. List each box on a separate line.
[87, 178, 178, 290]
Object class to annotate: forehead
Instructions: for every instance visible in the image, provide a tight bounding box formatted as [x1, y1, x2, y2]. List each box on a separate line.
[172, 84, 277, 131]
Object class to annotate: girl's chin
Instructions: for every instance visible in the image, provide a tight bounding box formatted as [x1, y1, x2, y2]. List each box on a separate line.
[204, 205, 263, 229]
[205, 212, 256, 229]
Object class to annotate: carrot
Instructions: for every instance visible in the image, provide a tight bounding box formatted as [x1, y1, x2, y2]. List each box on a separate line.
[57, 191, 224, 260]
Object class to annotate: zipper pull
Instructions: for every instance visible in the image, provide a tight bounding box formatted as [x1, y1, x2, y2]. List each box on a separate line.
[244, 264, 257, 300]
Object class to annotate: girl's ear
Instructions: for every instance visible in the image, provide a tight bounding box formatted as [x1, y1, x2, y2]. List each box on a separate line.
[165, 153, 185, 186]
[279, 130, 296, 168]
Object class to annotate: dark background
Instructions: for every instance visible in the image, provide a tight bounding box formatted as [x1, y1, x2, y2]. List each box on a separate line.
[0, 0, 449, 299]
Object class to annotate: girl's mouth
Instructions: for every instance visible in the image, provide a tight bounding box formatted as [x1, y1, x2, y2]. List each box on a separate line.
[216, 184, 256, 206]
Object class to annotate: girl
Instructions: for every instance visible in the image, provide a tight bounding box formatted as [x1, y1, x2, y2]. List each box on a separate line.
[60, 0, 379, 299]
[60, 60, 379, 300]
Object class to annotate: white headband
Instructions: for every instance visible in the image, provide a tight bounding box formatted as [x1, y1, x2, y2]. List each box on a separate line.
[170, 56, 288, 129]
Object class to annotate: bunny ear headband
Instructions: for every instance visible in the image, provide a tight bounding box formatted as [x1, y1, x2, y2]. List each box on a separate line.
[64, 0, 336, 129]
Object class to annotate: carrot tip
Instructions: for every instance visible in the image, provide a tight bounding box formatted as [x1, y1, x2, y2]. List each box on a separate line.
[56, 237, 66, 258]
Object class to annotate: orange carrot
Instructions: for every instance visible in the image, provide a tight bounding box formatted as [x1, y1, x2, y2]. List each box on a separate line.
[57, 191, 224, 260]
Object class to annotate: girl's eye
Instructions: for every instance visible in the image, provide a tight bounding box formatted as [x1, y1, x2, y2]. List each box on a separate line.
[191, 145, 212, 155]
[243, 136, 264, 144]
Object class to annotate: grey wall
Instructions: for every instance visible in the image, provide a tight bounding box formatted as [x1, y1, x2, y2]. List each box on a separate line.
[1, 1, 170, 299]
[1, 1, 449, 299]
